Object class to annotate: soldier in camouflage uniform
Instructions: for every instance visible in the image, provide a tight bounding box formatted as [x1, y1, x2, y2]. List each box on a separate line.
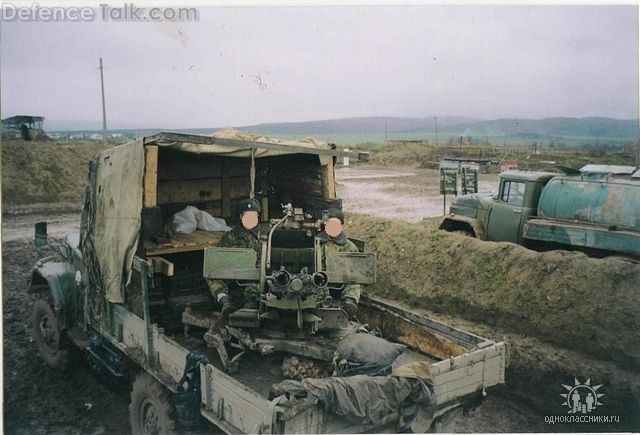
[208, 198, 263, 315]
[318, 208, 361, 317]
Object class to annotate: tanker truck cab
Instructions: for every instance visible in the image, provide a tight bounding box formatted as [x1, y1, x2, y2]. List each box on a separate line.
[485, 172, 555, 244]
[441, 171, 555, 243]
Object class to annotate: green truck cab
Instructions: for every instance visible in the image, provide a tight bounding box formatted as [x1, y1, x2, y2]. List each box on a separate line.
[30, 131, 506, 434]
[441, 171, 640, 258]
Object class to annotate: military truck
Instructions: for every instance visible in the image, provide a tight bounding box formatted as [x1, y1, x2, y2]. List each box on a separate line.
[440, 170, 640, 258]
[31, 131, 506, 433]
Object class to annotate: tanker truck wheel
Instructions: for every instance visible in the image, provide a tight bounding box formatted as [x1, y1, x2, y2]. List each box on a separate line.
[32, 299, 69, 371]
[130, 372, 177, 435]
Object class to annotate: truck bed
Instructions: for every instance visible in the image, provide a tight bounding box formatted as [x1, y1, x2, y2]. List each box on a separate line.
[108, 297, 506, 433]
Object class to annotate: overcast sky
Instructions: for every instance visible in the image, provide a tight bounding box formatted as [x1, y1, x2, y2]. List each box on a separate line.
[1, 4, 638, 129]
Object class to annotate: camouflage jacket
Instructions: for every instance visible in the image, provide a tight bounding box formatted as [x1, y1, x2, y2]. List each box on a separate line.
[318, 230, 359, 253]
[219, 225, 262, 252]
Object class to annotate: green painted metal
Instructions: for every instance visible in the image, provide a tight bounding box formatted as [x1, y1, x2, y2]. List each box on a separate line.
[133, 257, 157, 368]
[443, 171, 640, 256]
[538, 176, 640, 231]
[30, 262, 78, 329]
[325, 252, 377, 284]
[203, 248, 260, 280]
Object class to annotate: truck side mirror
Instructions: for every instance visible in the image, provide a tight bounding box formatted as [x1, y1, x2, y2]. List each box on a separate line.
[35, 222, 48, 247]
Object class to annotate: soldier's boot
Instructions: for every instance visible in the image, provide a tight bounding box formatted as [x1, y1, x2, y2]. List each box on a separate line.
[218, 295, 233, 319]
[341, 297, 358, 317]
[243, 295, 259, 310]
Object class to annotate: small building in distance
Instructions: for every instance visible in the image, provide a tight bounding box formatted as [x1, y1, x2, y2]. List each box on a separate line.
[1, 115, 50, 141]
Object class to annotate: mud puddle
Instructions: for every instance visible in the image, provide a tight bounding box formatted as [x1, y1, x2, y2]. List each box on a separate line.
[335, 166, 498, 222]
[2, 212, 80, 243]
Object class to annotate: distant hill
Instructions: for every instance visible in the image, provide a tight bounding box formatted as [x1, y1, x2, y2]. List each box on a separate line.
[441, 117, 638, 139]
[237, 116, 638, 140]
[235, 116, 479, 135]
[48, 116, 638, 145]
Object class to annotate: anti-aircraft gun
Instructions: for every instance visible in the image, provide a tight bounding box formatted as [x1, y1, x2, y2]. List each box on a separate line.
[30, 131, 506, 434]
[196, 202, 376, 371]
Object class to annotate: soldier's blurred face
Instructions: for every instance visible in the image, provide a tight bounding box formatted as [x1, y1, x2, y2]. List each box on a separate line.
[241, 211, 259, 230]
[325, 217, 343, 238]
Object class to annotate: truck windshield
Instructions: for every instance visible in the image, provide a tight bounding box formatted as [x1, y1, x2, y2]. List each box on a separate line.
[501, 181, 525, 206]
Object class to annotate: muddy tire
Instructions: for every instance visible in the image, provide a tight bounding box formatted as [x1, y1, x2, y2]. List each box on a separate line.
[129, 372, 177, 435]
[32, 299, 69, 371]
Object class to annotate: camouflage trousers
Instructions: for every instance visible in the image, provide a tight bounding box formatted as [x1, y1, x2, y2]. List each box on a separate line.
[318, 284, 361, 304]
[207, 280, 259, 307]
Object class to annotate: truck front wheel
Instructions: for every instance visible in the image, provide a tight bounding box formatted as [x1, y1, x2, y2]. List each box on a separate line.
[129, 372, 177, 435]
[32, 299, 69, 370]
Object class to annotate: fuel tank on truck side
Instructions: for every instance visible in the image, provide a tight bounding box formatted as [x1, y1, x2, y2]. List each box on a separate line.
[524, 175, 640, 257]
[537, 175, 640, 230]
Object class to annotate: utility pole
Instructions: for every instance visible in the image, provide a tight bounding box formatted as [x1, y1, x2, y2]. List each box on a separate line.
[434, 116, 438, 147]
[99, 58, 107, 145]
[384, 122, 388, 142]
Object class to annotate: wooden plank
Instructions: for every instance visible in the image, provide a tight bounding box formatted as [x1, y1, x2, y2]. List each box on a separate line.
[430, 343, 505, 376]
[321, 159, 336, 199]
[434, 370, 503, 403]
[357, 304, 468, 360]
[360, 297, 489, 348]
[152, 257, 174, 277]
[144, 231, 224, 256]
[144, 145, 158, 207]
[229, 176, 251, 198]
[432, 353, 503, 385]
[275, 181, 323, 196]
[275, 176, 324, 188]
[158, 158, 222, 181]
[156, 334, 190, 384]
[201, 363, 275, 433]
[157, 178, 222, 204]
[221, 157, 251, 173]
[203, 205, 222, 217]
[222, 169, 233, 218]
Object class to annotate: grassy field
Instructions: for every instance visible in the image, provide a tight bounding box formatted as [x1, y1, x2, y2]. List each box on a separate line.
[252, 130, 635, 149]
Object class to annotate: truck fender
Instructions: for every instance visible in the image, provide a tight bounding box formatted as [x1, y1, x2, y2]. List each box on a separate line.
[439, 216, 486, 240]
[29, 261, 79, 330]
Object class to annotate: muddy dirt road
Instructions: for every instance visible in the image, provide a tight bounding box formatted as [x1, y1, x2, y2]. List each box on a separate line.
[335, 166, 498, 222]
[2, 211, 548, 434]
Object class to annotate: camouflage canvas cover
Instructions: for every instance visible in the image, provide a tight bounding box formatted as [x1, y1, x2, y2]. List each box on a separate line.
[82, 139, 145, 303]
[84, 131, 335, 303]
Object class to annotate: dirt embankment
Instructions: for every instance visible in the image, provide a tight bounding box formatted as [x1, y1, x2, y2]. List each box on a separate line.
[2, 141, 107, 208]
[346, 213, 640, 426]
[346, 214, 640, 367]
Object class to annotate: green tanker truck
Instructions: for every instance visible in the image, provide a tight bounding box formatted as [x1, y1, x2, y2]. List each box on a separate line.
[440, 170, 640, 258]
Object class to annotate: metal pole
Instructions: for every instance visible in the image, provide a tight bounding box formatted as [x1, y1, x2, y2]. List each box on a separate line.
[443, 189, 446, 215]
[99, 58, 107, 145]
[434, 116, 438, 147]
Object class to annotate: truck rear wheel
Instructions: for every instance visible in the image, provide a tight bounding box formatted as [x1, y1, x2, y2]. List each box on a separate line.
[129, 372, 177, 435]
[32, 299, 69, 370]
